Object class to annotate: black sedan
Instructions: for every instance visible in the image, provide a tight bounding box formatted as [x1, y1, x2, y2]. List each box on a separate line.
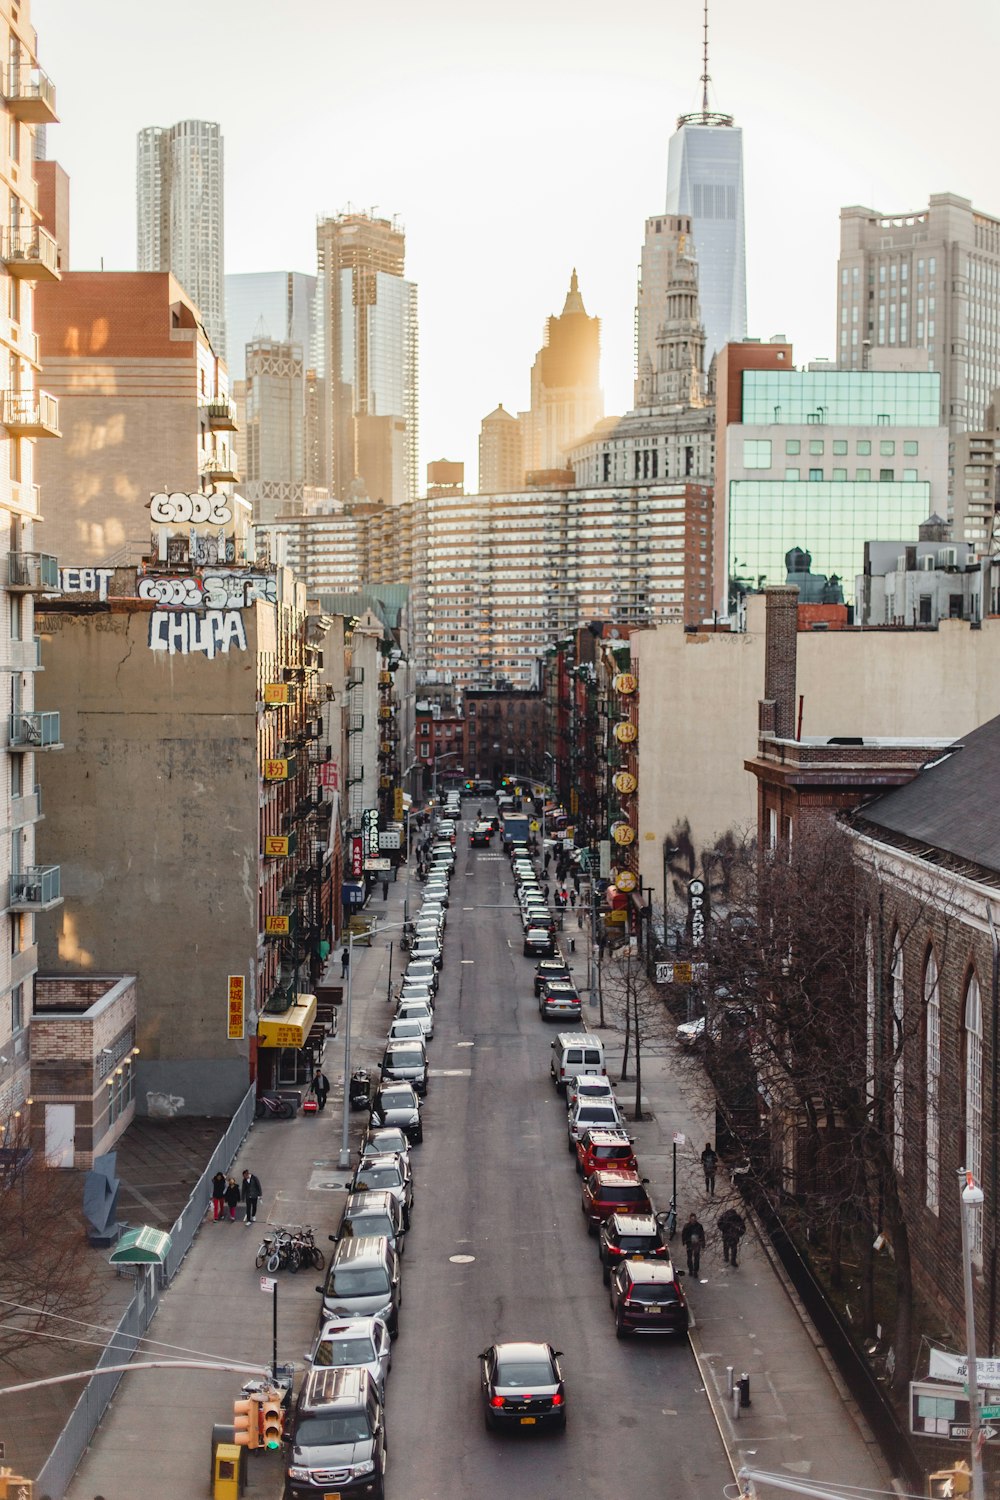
[479, 1341, 566, 1432]
[369, 1082, 423, 1143]
[523, 926, 556, 958]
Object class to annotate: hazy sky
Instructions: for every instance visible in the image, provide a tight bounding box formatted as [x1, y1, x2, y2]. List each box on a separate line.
[35, 0, 1000, 486]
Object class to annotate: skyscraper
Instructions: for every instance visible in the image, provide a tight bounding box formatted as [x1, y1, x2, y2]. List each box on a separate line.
[243, 336, 305, 524]
[316, 211, 418, 505]
[836, 193, 1000, 434]
[520, 271, 603, 475]
[663, 9, 746, 367]
[137, 120, 226, 357]
[478, 404, 523, 494]
[224, 270, 317, 384]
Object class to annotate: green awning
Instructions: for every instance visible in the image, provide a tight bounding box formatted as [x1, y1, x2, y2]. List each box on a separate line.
[108, 1226, 173, 1265]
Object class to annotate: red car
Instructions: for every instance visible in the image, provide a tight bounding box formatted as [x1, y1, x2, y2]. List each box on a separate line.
[581, 1169, 652, 1233]
[575, 1128, 637, 1179]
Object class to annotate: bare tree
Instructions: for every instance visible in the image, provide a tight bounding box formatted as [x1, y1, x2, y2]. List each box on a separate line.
[601, 942, 671, 1122]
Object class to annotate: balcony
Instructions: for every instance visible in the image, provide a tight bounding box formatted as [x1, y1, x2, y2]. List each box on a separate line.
[2, 64, 58, 124]
[10, 787, 41, 829]
[204, 398, 238, 431]
[7, 551, 59, 591]
[0, 390, 59, 437]
[200, 454, 238, 483]
[0, 224, 60, 281]
[8, 711, 61, 749]
[9, 864, 62, 911]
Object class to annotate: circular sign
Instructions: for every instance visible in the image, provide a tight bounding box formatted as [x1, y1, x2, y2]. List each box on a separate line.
[613, 673, 637, 695]
[615, 870, 638, 892]
[612, 823, 636, 846]
[614, 721, 637, 743]
[614, 770, 637, 795]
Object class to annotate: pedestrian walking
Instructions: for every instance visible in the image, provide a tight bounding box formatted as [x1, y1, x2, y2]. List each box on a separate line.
[572, 870, 581, 893]
[718, 1207, 746, 1266]
[224, 1176, 240, 1222]
[681, 1213, 705, 1276]
[569, 889, 577, 909]
[544, 850, 552, 872]
[701, 1142, 718, 1196]
[312, 1070, 330, 1112]
[211, 1170, 227, 1221]
[340, 945, 350, 980]
[241, 1168, 263, 1225]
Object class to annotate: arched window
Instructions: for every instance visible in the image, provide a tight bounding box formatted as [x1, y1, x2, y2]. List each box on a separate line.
[891, 933, 904, 1176]
[865, 919, 875, 1103]
[965, 973, 984, 1255]
[924, 950, 940, 1214]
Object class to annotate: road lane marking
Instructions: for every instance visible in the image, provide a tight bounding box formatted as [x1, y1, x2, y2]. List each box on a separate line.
[428, 1068, 473, 1077]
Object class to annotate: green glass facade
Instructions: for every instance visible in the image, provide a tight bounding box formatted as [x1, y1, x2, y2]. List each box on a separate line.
[729, 480, 932, 591]
[741, 370, 940, 427]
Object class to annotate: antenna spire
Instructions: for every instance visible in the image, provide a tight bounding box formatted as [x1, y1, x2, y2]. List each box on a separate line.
[700, 0, 710, 116]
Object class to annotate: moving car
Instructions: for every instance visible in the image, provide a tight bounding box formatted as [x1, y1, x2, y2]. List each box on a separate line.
[598, 1211, 671, 1285]
[479, 1340, 566, 1432]
[609, 1258, 688, 1337]
[285, 1366, 387, 1500]
[538, 979, 581, 1021]
[369, 1082, 423, 1144]
[524, 925, 556, 958]
[575, 1127, 637, 1179]
[470, 822, 494, 847]
[305, 1315, 392, 1401]
[581, 1169, 653, 1231]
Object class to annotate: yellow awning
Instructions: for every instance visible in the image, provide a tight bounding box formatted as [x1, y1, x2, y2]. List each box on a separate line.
[257, 994, 318, 1049]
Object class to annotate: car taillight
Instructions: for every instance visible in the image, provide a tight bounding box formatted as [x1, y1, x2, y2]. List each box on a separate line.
[622, 1296, 633, 1307]
[609, 1245, 624, 1256]
[551, 1393, 564, 1406]
[490, 1395, 504, 1408]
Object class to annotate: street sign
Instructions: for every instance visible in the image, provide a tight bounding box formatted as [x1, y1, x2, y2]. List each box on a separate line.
[982, 1405, 1000, 1420]
[655, 962, 709, 984]
[673, 1132, 686, 1146]
[364, 857, 392, 871]
[260, 1276, 276, 1293]
[930, 1350, 1000, 1386]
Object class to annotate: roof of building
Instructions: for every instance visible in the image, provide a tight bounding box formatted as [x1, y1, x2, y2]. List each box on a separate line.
[853, 713, 1000, 876]
[317, 584, 409, 631]
[482, 403, 518, 424]
[562, 268, 587, 317]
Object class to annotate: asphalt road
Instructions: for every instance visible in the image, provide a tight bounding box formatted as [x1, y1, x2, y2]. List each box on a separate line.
[388, 810, 734, 1500]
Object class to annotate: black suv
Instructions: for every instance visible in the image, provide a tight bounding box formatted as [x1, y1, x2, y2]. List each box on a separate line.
[609, 1258, 688, 1337]
[533, 957, 570, 995]
[598, 1211, 670, 1284]
[285, 1365, 386, 1499]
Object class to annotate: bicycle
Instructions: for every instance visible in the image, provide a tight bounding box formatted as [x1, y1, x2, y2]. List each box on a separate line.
[255, 1093, 294, 1120]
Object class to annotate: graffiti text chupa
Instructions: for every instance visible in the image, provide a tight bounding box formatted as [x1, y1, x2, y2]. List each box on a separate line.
[148, 609, 248, 658]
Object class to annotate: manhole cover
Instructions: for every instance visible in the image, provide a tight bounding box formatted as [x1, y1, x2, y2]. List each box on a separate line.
[449, 1253, 475, 1264]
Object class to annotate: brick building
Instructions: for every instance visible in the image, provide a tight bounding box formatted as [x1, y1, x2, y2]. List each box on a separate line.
[30, 975, 137, 1168]
[463, 689, 545, 786]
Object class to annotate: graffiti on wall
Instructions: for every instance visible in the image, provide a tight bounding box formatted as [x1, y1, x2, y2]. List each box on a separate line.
[148, 609, 248, 658]
[138, 572, 276, 609]
[150, 491, 233, 526]
[60, 567, 114, 601]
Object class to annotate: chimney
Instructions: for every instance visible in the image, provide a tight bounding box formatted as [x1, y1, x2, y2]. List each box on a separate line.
[763, 585, 799, 740]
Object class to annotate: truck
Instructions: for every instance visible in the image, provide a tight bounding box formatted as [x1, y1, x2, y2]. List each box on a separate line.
[500, 811, 531, 849]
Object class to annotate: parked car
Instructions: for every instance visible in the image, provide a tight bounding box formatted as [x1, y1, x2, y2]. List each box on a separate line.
[394, 998, 434, 1039]
[609, 1258, 688, 1337]
[350, 1152, 414, 1229]
[369, 1082, 423, 1144]
[317, 1235, 402, 1335]
[478, 1340, 566, 1432]
[334, 1189, 406, 1257]
[359, 1128, 411, 1165]
[538, 979, 581, 1021]
[582, 1169, 653, 1232]
[565, 1074, 616, 1111]
[380, 1039, 429, 1096]
[404, 960, 438, 995]
[533, 957, 571, 995]
[305, 1315, 392, 1401]
[575, 1127, 637, 1179]
[567, 1098, 623, 1149]
[285, 1366, 387, 1500]
[598, 1211, 671, 1284]
[410, 938, 443, 969]
[387, 1016, 426, 1046]
[524, 926, 556, 958]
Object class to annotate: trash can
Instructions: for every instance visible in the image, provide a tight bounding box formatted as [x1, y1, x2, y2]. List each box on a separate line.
[213, 1440, 243, 1499]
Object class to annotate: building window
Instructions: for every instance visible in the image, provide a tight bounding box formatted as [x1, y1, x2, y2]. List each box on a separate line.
[784, 468, 800, 481]
[11, 983, 22, 1033]
[879, 468, 894, 482]
[857, 440, 871, 456]
[742, 439, 771, 469]
[919, 595, 933, 624]
[880, 440, 895, 456]
[832, 467, 847, 481]
[925, 950, 940, 1215]
[903, 440, 918, 456]
[809, 439, 824, 455]
[902, 468, 918, 481]
[856, 467, 871, 481]
[833, 440, 848, 455]
[785, 440, 800, 456]
[808, 468, 823, 481]
[965, 973, 984, 1253]
[891, 935, 904, 1177]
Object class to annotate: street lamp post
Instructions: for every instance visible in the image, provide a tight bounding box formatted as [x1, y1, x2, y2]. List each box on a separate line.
[400, 760, 420, 930]
[338, 917, 419, 1170]
[430, 749, 463, 804]
[958, 1168, 986, 1500]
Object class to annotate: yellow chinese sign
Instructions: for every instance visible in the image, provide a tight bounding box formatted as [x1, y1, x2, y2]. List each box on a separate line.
[264, 914, 291, 936]
[264, 835, 289, 857]
[614, 721, 637, 743]
[607, 909, 628, 924]
[257, 994, 318, 1049]
[227, 976, 245, 1040]
[264, 683, 291, 705]
[264, 758, 289, 781]
[394, 787, 404, 820]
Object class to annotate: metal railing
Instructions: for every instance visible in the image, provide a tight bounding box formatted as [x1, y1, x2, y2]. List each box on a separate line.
[35, 1083, 256, 1498]
[8, 709, 61, 747]
[0, 389, 59, 432]
[2, 63, 57, 115]
[7, 550, 59, 590]
[0, 223, 59, 277]
[9, 863, 61, 908]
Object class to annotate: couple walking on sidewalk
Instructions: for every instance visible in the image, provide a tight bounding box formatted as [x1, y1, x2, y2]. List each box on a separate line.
[211, 1167, 263, 1224]
[681, 1208, 747, 1274]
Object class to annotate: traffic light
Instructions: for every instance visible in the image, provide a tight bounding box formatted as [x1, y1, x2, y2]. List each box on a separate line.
[0, 1477, 34, 1499]
[929, 1463, 971, 1498]
[260, 1389, 285, 1450]
[233, 1394, 260, 1448]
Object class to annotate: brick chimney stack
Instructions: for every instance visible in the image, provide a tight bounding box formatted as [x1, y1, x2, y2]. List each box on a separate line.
[762, 585, 799, 740]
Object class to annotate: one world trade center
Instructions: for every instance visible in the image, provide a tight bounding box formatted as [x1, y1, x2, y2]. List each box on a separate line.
[664, 6, 747, 365]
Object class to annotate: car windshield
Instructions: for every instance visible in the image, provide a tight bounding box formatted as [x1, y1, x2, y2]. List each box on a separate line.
[385, 1050, 421, 1067]
[595, 1145, 632, 1161]
[331, 1268, 389, 1296]
[399, 1004, 430, 1019]
[496, 1359, 554, 1386]
[313, 1335, 375, 1367]
[356, 1167, 401, 1189]
[618, 1234, 657, 1251]
[632, 1282, 678, 1303]
[575, 1084, 610, 1099]
[342, 1214, 393, 1240]
[391, 1023, 422, 1038]
[375, 1092, 415, 1112]
[295, 1413, 373, 1446]
[578, 1107, 619, 1123]
[604, 1185, 648, 1203]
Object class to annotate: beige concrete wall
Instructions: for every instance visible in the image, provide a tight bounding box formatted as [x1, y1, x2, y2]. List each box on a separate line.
[632, 598, 1000, 894]
[33, 606, 261, 1113]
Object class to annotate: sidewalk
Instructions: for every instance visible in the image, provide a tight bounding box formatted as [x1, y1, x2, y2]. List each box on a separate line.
[593, 942, 891, 1497]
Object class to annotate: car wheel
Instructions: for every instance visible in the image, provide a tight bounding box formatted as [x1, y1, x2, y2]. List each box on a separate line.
[484, 1406, 495, 1432]
[567, 1136, 575, 1154]
[575, 1156, 582, 1175]
[602, 1262, 611, 1286]
[615, 1313, 629, 1340]
[586, 1217, 596, 1237]
[555, 1412, 567, 1433]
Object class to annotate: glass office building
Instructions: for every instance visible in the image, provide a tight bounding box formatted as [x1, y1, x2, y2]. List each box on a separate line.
[224, 270, 317, 383]
[742, 370, 941, 427]
[665, 120, 746, 364]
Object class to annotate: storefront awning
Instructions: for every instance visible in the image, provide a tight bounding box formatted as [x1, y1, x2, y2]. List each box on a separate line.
[257, 993, 318, 1049]
[108, 1225, 173, 1265]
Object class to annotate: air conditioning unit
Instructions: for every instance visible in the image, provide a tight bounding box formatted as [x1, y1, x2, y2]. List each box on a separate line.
[937, 547, 958, 567]
[918, 554, 936, 571]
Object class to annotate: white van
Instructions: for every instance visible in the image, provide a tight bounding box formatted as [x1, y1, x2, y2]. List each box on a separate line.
[549, 1032, 606, 1094]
